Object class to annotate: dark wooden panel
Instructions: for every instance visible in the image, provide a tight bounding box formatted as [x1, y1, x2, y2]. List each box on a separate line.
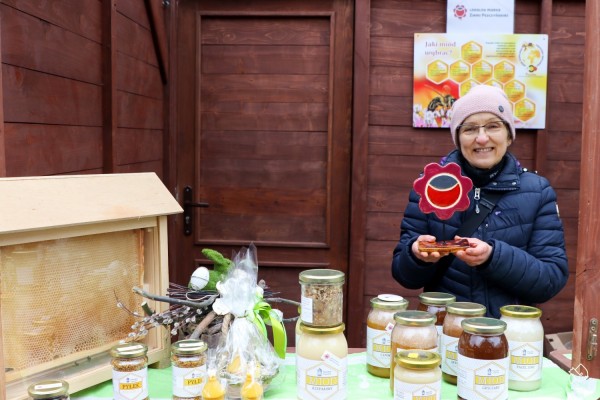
[369, 95, 412, 126]
[116, 90, 163, 130]
[370, 66, 413, 96]
[115, 160, 164, 179]
[370, 36, 412, 68]
[115, 11, 157, 66]
[115, 128, 163, 165]
[546, 130, 583, 161]
[548, 43, 585, 74]
[202, 130, 327, 160]
[202, 74, 328, 103]
[200, 102, 328, 131]
[4, 123, 102, 176]
[201, 17, 330, 45]
[116, 52, 163, 99]
[552, 15, 586, 45]
[370, 7, 445, 38]
[201, 45, 329, 74]
[116, 0, 150, 29]
[556, 189, 579, 219]
[0, 4, 102, 84]
[3, 65, 102, 126]
[544, 159, 581, 189]
[547, 73, 584, 104]
[1, 0, 102, 42]
[199, 158, 326, 189]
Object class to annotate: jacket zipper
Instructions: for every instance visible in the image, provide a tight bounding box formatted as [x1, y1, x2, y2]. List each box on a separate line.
[474, 187, 481, 214]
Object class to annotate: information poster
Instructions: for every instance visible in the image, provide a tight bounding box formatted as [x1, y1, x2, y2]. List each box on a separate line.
[413, 33, 548, 129]
[447, 0, 515, 33]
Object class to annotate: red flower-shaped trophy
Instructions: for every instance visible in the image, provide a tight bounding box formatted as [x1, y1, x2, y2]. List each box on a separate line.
[413, 162, 474, 254]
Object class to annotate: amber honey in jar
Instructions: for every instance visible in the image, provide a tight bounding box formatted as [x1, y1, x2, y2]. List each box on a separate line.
[500, 305, 544, 391]
[296, 322, 348, 400]
[389, 310, 437, 392]
[418, 292, 456, 349]
[27, 380, 69, 400]
[299, 269, 345, 327]
[110, 342, 149, 400]
[441, 302, 486, 385]
[393, 350, 441, 400]
[366, 294, 409, 378]
[171, 339, 208, 399]
[457, 317, 509, 400]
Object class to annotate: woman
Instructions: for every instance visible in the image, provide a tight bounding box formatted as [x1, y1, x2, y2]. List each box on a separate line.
[391, 85, 568, 318]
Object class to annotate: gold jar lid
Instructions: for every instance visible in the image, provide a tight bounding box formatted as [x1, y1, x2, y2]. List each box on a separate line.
[418, 291, 456, 306]
[461, 317, 506, 334]
[27, 380, 69, 398]
[393, 310, 436, 326]
[299, 269, 345, 284]
[500, 305, 542, 318]
[370, 294, 409, 310]
[447, 302, 486, 316]
[299, 322, 345, 335]
[171, 339, 208, 355]
[394, 350, 441, 370]
[110, 342, 148, 358]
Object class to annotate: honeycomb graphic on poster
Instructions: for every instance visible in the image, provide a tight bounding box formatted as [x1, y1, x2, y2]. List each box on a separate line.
[422, 40, 537, 126]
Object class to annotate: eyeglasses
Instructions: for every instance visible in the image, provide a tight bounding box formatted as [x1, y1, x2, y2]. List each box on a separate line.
[457, 120, 507, 136]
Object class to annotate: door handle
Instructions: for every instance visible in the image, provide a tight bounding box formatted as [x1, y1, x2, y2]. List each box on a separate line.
[183, 186, 209, 236]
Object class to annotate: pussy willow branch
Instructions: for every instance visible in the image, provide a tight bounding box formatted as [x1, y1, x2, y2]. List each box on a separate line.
[133, 286, 218, 308]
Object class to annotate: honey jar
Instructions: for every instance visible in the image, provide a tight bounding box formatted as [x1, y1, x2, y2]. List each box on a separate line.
[171, 339, 208, 399]
[296, 322, 348, 400]
[457, 317, 509, 400]
[27, 380, 69, 400]
[441, 302, 486, 384]
[393, 350, 441, 400]
[417, 291, 456, 348]
[299, 269, 345, 327]
[110, 342, 149, 400]
[500, 305, 544, 391]
[366, 294, 409, 378]
[389, 310, 437, 392]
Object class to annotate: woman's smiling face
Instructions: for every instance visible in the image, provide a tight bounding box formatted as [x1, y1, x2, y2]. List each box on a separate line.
[457, 112, 512, 170]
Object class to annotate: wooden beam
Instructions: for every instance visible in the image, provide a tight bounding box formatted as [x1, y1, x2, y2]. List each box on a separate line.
[102, 0, 117, 173]
[145, 0, 169, 84]
[347, 0, 371, 347]
[534, 0, 552, 175]
[0, 13, 6, 178]
[573, 0, 600, 379]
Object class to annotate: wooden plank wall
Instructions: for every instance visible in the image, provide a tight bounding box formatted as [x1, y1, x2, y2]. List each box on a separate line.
[354, 0, 584, 346]
[0, 0, 167, 178]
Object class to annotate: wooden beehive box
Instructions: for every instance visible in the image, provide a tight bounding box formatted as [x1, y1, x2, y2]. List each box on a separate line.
[0, 173, 183, 399]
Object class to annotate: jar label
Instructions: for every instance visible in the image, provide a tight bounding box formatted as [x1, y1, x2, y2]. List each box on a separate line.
[296, 354, 347, 400]
[507, 339, 543, 382]
[457, 354, 508, 400]
[367, 326, 392, 368]
[172, 365, 207, 396]
[393, 378, 441, 400]
[300, 295, 314, 323]
[112, 368, 148, 400]
[440, 333, 459, 376]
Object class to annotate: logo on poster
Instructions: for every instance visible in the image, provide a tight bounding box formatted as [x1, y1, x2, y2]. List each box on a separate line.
[453, 5, 468, 19]
[518, 42, 544, 73]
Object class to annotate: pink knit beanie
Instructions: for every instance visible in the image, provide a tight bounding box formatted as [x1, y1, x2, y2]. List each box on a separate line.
[450, 85, 516, 146]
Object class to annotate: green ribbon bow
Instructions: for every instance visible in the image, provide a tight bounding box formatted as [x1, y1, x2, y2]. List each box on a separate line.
[248, 300, 287, 359]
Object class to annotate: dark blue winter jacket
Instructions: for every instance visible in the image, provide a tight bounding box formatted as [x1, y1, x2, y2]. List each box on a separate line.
[391, 150, 568, 318]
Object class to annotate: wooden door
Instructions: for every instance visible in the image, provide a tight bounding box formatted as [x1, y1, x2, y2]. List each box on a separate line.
[171, 0, 354, 344]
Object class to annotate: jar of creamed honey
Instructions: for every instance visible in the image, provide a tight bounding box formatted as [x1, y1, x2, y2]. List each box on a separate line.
[500, 305, 544, 391]
[366, 294, 409, 378]
[393, 350, 441, 400]
[441, 302, 486, 384]
[457, 317, 509, 400]
[390, 310, 437, 392]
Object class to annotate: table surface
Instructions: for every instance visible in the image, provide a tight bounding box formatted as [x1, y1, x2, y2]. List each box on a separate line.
[72, 352, 599, 400]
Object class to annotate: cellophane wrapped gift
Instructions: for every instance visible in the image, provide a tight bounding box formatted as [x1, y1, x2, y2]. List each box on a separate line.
[212, 244, 283, 398]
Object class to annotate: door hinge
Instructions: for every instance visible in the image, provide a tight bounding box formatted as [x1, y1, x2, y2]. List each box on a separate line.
[587, 318, 598, 361]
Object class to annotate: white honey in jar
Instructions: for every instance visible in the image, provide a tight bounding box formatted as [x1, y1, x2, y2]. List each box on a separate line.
[366, 294, 409, 378]
[393, 350, 441, 400]
[299, 269, 345, 327]
[296, 322, 348, 400]
[389, 310, 437, 392]
[500, 305, 544, 391]
[441, 302, 486, 385]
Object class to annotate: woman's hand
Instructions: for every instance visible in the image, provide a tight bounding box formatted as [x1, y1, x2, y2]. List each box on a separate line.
[411, 235, 449, 263]
[454, 236, 493, 267]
